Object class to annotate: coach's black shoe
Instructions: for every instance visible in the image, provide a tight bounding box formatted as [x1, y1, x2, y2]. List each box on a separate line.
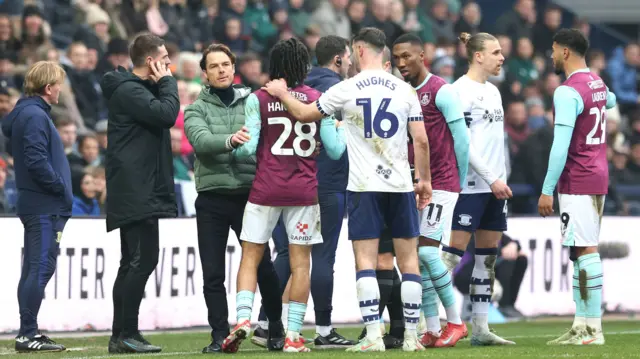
[15, 334, 66, 353]
[108, 336, 125, 354]
[202, 337, 224, 354]
[314, 329, 355, 349]
[383, 334, 403, 349]
[250, 326, 269, 348]
[118, 332, 161, 353]
[267, 321, 285, 351]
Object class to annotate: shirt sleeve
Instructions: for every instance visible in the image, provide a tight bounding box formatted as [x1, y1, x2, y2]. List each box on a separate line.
[317, 80, 350, 117]
[319, 117, 346, 160]
[234, 93, 261, 158]
[605, 85, 617, 109]
[447, 118, 470, 189]
[408, 89, 423, 122]
[553, 85, 583, 128]
[435, 84, 465, 123]
[541, 124, 574, 196]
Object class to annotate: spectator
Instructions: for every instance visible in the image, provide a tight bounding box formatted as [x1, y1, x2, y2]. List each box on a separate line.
[91, 165, 107, 214]
[495, 0, 535, 44]
[95, 38, 131, 77]
[607, 43, 640, 113]
[347, 0, 367, 35]
[506, 37, 538, 87]
[363, 0, 403, 48]
[237, 52, 264, 91]
[430, 0, 456, 42]
[454, 1, 481, 36]
[532, 5, 562, 57]
[170, 127, 192, 181]
[525, 96, 546, 130]
[72, 171, 101, 216]
[505, 101, 530, 157]
[55, 117, 78, 156]
[95, 120, 108, 155]
[587, 49, 612, 89]
[0, 14, 21, 54]
[288, 0, 310, 37]
[310, 0, 351, 39]
[67, 133, 102, 175]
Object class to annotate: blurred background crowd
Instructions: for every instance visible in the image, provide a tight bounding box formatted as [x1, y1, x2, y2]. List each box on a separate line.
[0, 0, 639, 216]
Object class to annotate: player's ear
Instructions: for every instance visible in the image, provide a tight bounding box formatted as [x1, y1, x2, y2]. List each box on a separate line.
[419, 51, 425, 61]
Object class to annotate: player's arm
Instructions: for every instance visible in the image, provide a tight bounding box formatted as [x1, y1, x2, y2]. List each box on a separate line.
[436, 84, 470, 189]
[541, 86, 582, 196]
[319, 116, 346, 160]
[467, 139, 498, 186]
[408, 95, 431, 183]
[234, 94, 261, 158]
[605, 85, 617, 109]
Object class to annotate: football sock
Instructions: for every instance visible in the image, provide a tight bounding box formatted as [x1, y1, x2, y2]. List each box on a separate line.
[258, 320, 269, 330]
[572, 261, 586, 328]
[388, 268, 405, 336]
[441, 246, 464, 273]
[236, 290, 255, 323]
[419, 246, 462, 325]
[420, 262, 440, 333]
[287, 301, 306, 335]
[282, 303, 289, 329]
[401, 274, 422, 335]
[579, 253, 603, 333]
[375, 270, 394, 318]
[356, 270, 381, 341]
[470, 248, 497, 333]
[316, 325, 332, 337]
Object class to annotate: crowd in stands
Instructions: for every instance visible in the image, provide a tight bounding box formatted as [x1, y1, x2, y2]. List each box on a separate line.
[0, 0, 639, 216]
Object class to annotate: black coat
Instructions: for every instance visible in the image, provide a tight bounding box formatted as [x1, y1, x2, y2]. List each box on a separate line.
[100, 66, 180, 231]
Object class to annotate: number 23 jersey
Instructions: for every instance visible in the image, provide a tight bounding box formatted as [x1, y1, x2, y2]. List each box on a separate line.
[317, 69, 423, 193]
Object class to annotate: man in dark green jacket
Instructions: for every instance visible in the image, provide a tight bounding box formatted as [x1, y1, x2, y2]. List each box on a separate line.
[184, 44, 285, 353]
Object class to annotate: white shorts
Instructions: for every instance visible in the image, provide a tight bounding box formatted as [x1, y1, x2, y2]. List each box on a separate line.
[558, 194, 605, 247]
[240, 202, 323, 246]
[418, 190, 459, 246]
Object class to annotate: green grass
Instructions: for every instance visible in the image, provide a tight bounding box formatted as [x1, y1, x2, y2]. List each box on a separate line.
[1, 321, 639, 358]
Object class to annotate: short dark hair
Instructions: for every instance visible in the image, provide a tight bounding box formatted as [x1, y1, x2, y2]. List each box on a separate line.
[393, 33, 423, 47]
[129, 33, 165, 67]
[268, 38, 311, 88]
[315, 36, 349, 67]
[553, 28, 589, 57]
[352, 27, 386, 52]
[55, 117, 76, 129]
[199, 43, 236, 71]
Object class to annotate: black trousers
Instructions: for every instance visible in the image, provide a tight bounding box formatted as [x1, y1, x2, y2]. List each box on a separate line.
[195, 191, 281, 339]
[112, 218, 160, 339]
[496, 256, 528, 307]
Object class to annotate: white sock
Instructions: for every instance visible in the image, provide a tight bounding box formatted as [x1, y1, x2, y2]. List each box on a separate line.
[316, 325, 332, 337]
[282, 303, 289, 328]
[426, 316, 441, 334]
[470, 250, 496, 333]
[356, 270, 381, 341]
[573, 316, 586, 329]
[401, 274, 422, 335]
[258, 320, 268, 330]
[445, 306, 462, 325]
[586, 317, 602, 333]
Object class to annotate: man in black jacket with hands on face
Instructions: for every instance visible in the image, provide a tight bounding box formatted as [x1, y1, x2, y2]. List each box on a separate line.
[100, 33, 180, 354]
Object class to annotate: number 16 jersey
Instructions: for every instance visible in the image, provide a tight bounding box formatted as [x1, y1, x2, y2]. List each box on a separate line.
[317, 69, 423, 193]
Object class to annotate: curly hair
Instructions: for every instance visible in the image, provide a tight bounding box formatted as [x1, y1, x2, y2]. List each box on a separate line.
[268, 38, 310, 88]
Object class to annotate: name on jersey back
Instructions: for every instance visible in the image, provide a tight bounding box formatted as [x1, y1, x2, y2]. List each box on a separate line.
[267, 91, 309, 112]
[355, 76, 397, 91]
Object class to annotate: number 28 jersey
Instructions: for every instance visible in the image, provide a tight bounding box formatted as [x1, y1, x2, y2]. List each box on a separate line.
[250, 86, 321, 206]
[317, 69, 423, 193]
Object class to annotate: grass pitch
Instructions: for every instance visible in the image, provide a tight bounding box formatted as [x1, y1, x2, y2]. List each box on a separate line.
[1, 320, 639, 359]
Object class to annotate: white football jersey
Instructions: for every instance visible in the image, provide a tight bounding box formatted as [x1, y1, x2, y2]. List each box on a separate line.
[317, 69, 423, 192]
[451, 75, 507, 194]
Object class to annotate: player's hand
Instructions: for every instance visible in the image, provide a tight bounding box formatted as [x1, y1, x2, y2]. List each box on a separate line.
[262, 79, 288, 99]
[538, 194, 554, 217]
[335, 120, 342, 128]
[149, 61, 172, 82]
[231, 126, 251, 147]
[490, 179, 512, 200]
[463, 111, 473, 128]
[414, 180, 432, 210]
[501, 242, 518, 261]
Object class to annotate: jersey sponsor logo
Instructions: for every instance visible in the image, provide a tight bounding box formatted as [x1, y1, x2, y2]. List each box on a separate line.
[482, 108, 504, 123]
[458, 214, 472, 226]
[420, 92, 431, 106]
[587, 79, 604, 90]
[296, 222, 309, 235]
[376, 165, 392, 179]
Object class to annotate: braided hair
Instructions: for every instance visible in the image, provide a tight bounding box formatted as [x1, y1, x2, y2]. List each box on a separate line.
[268, 38, 311, 88]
